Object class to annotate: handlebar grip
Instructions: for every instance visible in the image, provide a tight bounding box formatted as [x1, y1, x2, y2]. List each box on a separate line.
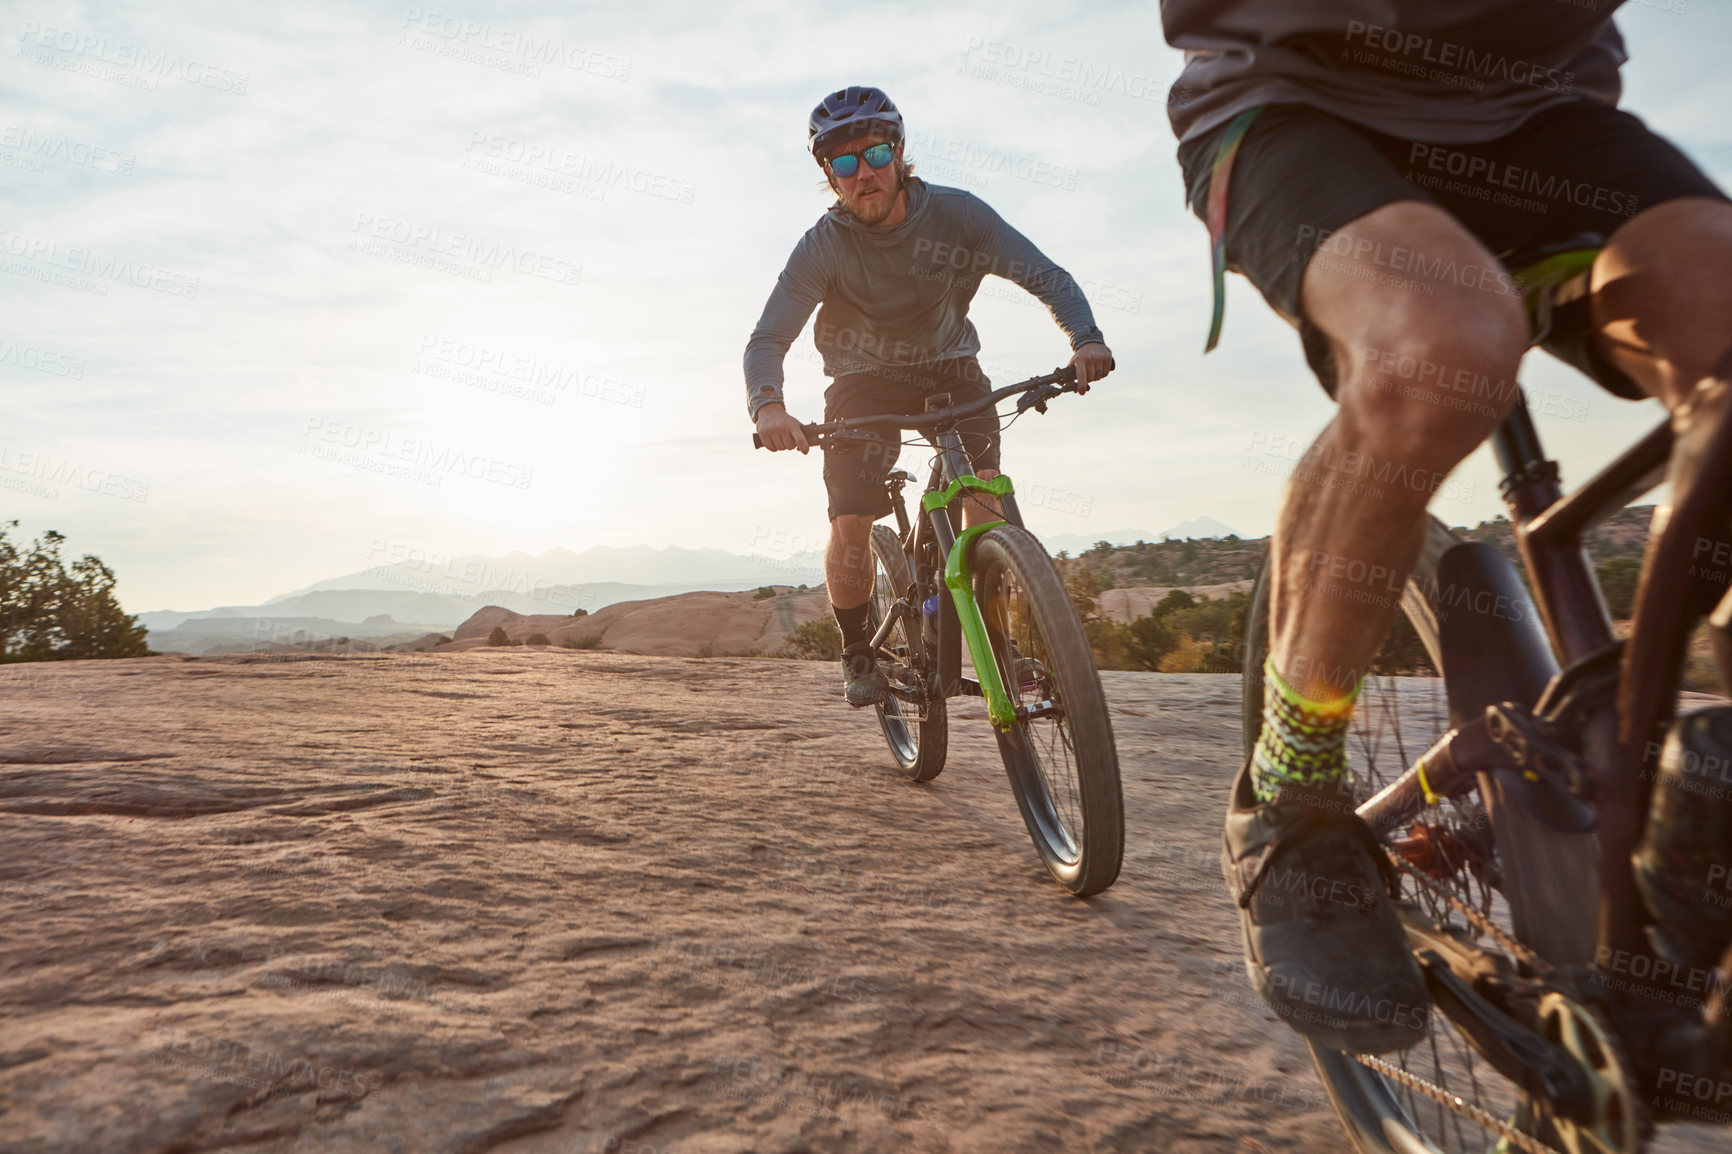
[753, 423, 821, 450]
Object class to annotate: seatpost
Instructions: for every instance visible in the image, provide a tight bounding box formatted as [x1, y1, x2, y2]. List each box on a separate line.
[1490, 394, 1617, 664]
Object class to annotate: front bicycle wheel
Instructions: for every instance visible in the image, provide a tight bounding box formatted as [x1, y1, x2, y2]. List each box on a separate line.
[972, 525, 1123, 896]
[1242, 519, 1617, 1154]
[870, 524, 947, 782]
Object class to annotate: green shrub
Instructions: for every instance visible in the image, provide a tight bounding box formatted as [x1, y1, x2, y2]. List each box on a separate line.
[525, 633, 551, 646]
[487, 626, 510, 646]
[0, 523, 150, 662]
[753, 586, 777, 600]
[781, 616, 842, 661]
[564, 634, 603, 650]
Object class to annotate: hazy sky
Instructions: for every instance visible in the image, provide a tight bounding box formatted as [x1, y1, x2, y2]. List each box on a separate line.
[4, 1, 1728, 611]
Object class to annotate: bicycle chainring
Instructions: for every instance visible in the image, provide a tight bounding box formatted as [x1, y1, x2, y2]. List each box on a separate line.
[1536, 991, 1650, 1154]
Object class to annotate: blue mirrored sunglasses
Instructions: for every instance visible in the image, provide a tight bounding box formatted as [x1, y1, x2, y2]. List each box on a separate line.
[826, 142, 895, 179]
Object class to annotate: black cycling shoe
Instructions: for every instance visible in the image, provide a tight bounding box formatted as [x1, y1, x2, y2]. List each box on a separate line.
[1222, 759, 1430, 1053]
[840, 641, 889, 708]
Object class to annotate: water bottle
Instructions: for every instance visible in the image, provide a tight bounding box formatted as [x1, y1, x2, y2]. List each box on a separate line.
[1634, 706, 1732, 973]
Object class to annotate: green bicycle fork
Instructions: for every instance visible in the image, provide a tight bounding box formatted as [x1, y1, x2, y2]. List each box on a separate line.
[922, 473, 1019, 730]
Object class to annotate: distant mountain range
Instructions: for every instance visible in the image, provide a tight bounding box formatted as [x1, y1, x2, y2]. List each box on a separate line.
[273, 544, 829, 600]
[139, 526, 1244, 653]
[139, 545, 829, 653]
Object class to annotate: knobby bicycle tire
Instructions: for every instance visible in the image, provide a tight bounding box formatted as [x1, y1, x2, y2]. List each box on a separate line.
[973, 525, 1124, 896]
[870, 524, 948, 782]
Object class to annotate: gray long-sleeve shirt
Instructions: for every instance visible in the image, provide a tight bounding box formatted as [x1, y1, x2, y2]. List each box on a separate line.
[1162, 0, 1626, 144]
[743, 178, 1104, 419]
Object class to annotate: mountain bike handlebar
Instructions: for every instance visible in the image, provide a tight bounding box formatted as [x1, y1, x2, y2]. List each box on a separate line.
[751, 361, 1108, 450]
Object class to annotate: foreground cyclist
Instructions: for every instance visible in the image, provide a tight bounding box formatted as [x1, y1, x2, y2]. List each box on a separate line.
[1163, 4, 1732, 1052]
[746, 86, 1113, 707]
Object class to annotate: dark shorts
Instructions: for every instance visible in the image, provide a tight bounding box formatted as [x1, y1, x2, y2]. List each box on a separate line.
[822, 357, 999, 521]
[1177, 100, 1727, 396]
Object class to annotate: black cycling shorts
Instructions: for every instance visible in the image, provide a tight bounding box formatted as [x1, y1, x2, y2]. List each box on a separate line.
[822, 357, 999, 522]
[1177, 100, 1727, 396]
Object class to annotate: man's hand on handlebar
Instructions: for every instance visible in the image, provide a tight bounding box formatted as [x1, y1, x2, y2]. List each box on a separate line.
[754, 403, 811, 454]
[1070, 342, 1114, 393]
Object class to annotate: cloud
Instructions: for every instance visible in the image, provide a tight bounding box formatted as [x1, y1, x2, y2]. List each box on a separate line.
[1, 0, 1724, 609]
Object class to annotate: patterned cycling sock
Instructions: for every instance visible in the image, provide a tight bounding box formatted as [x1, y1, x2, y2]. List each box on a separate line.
[832, 602, 873, 649]
[1251, 657, 1359, 802]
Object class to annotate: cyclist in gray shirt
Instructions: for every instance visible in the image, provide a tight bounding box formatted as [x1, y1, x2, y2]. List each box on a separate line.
[747, 86, 1113, 707]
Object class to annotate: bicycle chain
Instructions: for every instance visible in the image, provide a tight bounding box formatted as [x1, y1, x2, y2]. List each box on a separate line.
[1381, 846, 1552, 978]
[1361, 849, 1651, 1153]
[1349, 1052, 1569, 1154]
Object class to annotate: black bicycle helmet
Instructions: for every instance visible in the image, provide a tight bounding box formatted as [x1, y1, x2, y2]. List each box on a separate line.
[808, 86, 904, 163]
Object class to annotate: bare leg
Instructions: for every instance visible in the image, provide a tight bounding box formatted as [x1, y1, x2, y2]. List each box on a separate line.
[963, 467, 1002, 528]
[1591, 198, 1732, 499]
[1272, 202, 1528, 701]
[1592, 198, 1732, 411]
[826, 514, 876, 610]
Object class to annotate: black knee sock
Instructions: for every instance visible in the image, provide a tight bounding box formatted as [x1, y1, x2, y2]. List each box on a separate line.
[833, 602, 873, 648]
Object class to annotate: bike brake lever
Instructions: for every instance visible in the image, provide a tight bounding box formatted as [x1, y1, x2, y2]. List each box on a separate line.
[1016, 384, 1060, 415]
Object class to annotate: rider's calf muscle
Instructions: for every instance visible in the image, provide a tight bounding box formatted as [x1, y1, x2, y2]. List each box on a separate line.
[1272, 202, 1528, 700]
[827, 514, 875, 610]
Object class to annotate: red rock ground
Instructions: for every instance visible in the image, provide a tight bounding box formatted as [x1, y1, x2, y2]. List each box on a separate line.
[0, 652, 1721, 1152]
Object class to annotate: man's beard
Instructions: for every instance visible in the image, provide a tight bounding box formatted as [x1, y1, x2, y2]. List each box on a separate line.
[846, 170, 901, 224]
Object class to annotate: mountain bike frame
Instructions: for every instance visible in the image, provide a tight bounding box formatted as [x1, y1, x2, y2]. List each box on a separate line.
[1351, 245, 1732, 1068]
[755, 367, 1087, 730]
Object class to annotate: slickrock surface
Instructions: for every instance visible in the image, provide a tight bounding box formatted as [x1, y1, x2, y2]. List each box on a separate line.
[446, 589, 832, 657]
[0, 653, 1718, 1153]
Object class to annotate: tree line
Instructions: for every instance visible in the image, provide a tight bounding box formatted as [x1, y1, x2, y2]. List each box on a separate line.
[0, 523, 150, 662]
